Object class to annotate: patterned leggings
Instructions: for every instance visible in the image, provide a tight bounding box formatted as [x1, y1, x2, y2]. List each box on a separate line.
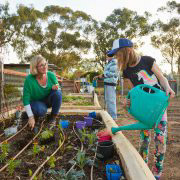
[139, 111, 167, 180]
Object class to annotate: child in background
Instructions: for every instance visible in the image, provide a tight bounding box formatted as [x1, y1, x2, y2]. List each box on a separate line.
[94, 52, 119, 120]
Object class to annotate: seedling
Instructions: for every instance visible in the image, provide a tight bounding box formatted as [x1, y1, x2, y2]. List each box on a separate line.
[0, 141, 10, 163]
[87, 130, 98, 146]
[69, 150, 93, 170]
[41, 129, 54, 140]
[29, 169, 33, 177]
[30, 142, 44, 157]
[7, 159, 21, 175]
[48, 155, 56, 168]
[46, 169, 85, 180]
[79, 128, 87, 143]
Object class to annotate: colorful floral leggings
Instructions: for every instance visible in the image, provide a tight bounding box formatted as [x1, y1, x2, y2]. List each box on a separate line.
[139, 111, 167, 180]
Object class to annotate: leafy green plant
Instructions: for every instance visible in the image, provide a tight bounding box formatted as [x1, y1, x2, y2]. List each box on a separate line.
[7, 159, 21, 175]
[87, 133, 97, 146]
[30, 142, 44, 157]
[41, 129, 54, 140]
[79, 128, 87, 143]
[0, 141, 10, 163]
[46, 169, 85, 180]
[29, 169, 33, 177]
[48, 156, 56, 168]
[69, 150, 93, 170]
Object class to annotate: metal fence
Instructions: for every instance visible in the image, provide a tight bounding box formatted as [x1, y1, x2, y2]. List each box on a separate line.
[0, 69, 26, 114]
[0, 67, 80, 115]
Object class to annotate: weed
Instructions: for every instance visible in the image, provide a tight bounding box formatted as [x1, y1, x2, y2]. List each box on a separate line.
[48, 156, 56, 168]
[7, 159, 21, 175]
[69, 150, 93, 170]
[0, 141, 10, 163]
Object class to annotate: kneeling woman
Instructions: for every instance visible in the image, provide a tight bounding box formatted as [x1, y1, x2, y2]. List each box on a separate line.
[23, 55, 62, 130]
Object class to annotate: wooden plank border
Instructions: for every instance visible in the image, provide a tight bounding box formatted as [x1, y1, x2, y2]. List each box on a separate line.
[99, 110, 155, 180]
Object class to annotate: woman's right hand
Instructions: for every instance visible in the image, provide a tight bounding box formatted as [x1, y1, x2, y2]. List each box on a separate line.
[28, 116, 35, 130]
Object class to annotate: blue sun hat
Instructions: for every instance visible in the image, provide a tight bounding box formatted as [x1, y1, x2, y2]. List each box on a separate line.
[108, 38, 133, 56]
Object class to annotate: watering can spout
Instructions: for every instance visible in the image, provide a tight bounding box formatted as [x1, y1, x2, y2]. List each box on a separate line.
[111, 122, 150, 134]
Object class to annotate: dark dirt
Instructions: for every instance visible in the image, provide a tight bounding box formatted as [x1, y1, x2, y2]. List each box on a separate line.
[0, 114, 125, 180]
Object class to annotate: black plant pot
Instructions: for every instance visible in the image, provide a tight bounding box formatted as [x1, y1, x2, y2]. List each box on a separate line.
[97, 141, 114, 161]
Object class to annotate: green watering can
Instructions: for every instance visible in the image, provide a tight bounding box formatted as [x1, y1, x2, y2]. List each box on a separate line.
[112, 84, 170, 134]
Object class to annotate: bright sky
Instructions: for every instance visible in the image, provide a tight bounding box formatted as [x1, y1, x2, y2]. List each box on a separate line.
[1, 0, 175, 73]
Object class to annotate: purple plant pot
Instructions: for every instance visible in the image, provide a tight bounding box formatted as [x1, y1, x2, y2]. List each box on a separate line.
[84, 117, 93, 126]
[76, 121, 86, 130]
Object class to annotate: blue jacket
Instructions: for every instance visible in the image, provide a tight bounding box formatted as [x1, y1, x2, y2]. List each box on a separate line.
[104, 59, 119, 84]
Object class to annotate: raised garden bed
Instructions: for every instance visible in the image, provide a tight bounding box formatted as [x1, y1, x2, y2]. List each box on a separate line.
[0, 114, 125, 180]
[62, 95, 94, 106]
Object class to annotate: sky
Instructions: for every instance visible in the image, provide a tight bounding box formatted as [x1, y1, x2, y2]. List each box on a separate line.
[1, 0, 176, 73]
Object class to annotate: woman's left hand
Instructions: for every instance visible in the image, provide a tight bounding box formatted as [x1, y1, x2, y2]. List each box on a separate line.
[52, 84, 59, 90]
[166, 87, 175, 98]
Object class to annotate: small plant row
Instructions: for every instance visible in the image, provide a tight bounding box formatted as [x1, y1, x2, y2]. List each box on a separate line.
[0, 120, 45, 177]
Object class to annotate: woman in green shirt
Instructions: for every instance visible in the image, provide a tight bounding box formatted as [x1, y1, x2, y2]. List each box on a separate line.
[23, 55, 62, 130]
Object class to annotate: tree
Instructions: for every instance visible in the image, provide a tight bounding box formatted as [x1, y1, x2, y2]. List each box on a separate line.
[93, 8, 151, 69]
[22, 5, 93, 72]
[151, 1, 180, 75]
[0, 4, 94, 73]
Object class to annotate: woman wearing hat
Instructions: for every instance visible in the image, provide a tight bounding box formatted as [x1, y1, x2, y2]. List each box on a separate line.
[94, 52, 119, 120]
[108, 38, 175, 180]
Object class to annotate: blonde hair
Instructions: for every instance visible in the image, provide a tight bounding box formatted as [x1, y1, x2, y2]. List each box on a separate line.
[30, 55, 47, 75]
[116, 47, 138, 71]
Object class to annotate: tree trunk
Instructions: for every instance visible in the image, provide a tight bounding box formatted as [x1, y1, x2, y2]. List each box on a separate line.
[178, 56, 180, 75]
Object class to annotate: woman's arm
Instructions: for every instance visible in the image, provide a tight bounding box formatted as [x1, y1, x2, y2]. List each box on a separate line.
[50, 72, 60, 90]
[23, 78, 35, 130]
[151, 63, 175, 98]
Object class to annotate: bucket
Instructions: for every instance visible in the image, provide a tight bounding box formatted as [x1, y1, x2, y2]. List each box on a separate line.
[76, 121, 86, 130]
[60, 120, 69, 128]
[98, 135, 112, 143]
[84, 117, 93, 126]
[106, 164, 123, 180]
[97, 141, 114, 160]
[112, 84, 169, 134]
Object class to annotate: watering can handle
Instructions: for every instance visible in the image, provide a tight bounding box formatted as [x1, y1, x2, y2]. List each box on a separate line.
[126, 84, 170, 111]
[137, 84, 161, 93]
[138, 84, 170, 99]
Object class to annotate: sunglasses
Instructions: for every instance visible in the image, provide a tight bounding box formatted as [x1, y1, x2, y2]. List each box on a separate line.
[37, 63, 47, 68]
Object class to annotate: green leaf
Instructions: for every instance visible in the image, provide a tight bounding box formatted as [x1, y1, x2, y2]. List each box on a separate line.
[29, 169, 33, 177]
[69, 160, 76, 165]
[41, 130, 54, 140]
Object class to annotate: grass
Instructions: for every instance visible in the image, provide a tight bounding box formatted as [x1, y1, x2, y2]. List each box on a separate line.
[62, 96, 93, 106]
[62, 96, 86, 102]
